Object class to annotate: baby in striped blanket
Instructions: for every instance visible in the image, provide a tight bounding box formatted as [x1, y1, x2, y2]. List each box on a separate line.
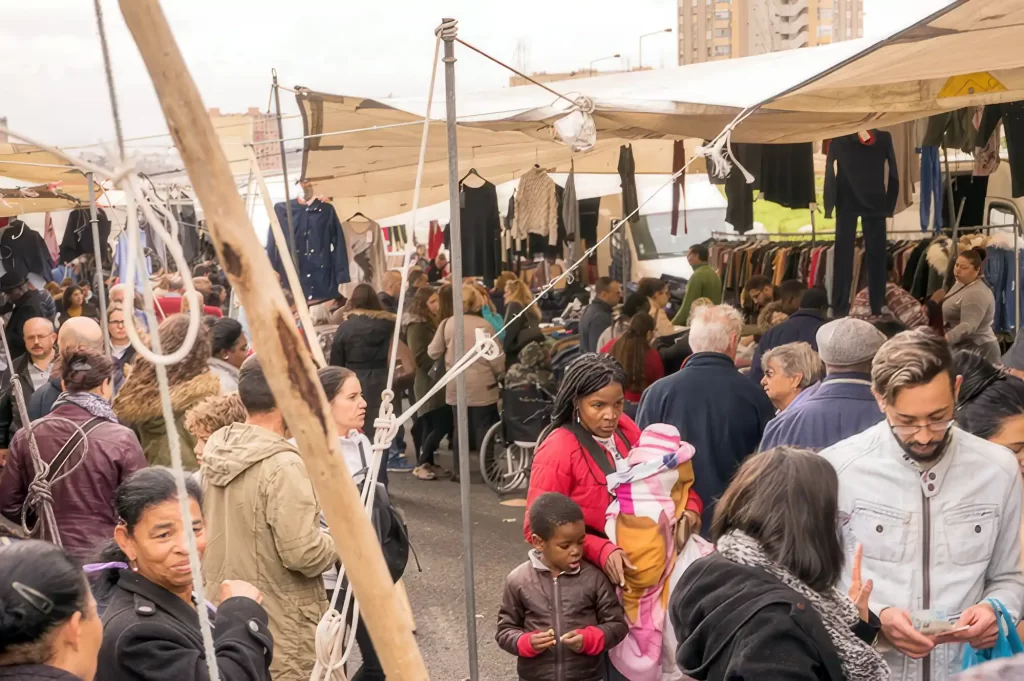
[605, 424, 697, 681]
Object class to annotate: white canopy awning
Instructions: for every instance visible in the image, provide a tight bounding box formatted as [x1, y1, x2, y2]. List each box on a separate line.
[297, 0, 1024, 217]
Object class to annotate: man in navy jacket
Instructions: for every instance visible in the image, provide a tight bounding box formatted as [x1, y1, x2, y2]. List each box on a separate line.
[759, 317, 886, 452]
[749, 285, 829, 384]
[637, 304, 774, 536]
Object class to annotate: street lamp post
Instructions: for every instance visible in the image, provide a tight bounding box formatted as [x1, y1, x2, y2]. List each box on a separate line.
[589, 53, 621, 75]
[639, 28, 673, 69]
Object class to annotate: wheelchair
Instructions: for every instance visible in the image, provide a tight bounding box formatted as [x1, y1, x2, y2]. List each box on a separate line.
[479, 382, 554, 494]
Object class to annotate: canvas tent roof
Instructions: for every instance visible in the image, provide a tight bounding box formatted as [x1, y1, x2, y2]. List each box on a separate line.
[296, 0, 1024, 217]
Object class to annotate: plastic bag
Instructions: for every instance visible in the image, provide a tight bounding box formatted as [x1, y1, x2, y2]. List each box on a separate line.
[661, 535, 714, 681]
[961, 599, 1024, 670]
[553, 110, 597, 153]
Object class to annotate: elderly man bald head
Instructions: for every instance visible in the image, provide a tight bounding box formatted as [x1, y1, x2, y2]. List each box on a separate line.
[58, 316, 104, 355]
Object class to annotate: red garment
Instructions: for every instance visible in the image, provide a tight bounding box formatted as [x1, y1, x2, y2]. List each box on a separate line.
[525, 415, 702, 569]
[153, 296, 223, 321]
[809, 248, 822, 285]
[428, 220, 444, 259]
[599, 339, 664, 402]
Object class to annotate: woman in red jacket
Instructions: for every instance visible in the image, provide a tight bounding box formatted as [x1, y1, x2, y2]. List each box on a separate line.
[524, 353, 702, 589]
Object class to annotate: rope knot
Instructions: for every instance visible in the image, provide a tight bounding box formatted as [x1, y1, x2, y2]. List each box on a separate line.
[434, 18, 458, 40]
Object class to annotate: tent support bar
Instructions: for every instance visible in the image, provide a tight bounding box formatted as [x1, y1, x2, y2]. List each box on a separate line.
[246, 148, 327, 368]
[442, 18, 480, 681]
[86, 173, 111, 352]
[116, 1, 429, 678]
[272, 69, 299, 270]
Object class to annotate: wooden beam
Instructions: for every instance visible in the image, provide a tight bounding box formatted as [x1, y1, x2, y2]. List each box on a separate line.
[116, 1, 428, 679]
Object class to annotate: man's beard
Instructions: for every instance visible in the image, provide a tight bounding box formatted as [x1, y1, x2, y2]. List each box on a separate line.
[894, 428, 953, 464]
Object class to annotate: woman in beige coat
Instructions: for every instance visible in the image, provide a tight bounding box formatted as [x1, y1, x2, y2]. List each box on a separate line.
[428, 283, 505, 482]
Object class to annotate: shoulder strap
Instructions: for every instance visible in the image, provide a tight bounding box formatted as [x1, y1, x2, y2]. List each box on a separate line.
[46, 417, 105, 483]
[567, 422, 615, 477]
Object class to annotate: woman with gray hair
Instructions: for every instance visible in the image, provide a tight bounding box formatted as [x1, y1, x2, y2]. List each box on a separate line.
[760, 342, 823, 412]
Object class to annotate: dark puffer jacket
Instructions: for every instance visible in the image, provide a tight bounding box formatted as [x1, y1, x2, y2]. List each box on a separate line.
[496, 552, 627, 681]
[329, 309, 396, 430]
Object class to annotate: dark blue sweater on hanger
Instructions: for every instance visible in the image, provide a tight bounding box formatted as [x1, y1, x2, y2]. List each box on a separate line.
[269, 199, 351, 302]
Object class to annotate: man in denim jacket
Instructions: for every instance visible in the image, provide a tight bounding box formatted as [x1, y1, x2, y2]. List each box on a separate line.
[823, 329, 1024, 681]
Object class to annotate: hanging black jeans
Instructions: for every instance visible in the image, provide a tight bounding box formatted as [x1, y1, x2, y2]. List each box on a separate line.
[832, 211, 888, 317]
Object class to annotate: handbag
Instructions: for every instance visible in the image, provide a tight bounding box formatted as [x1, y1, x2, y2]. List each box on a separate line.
[961, 598, 1024, 669]
[427, 319, 449, 383]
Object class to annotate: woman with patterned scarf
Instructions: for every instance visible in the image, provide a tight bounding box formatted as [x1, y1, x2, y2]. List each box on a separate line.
[670, 446, 889, 681]
[0, 348, 146, 560]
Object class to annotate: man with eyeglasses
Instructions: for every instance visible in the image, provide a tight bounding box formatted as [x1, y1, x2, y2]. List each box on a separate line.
[823, 329, 1024, 681]
[0, 317, 56, 465]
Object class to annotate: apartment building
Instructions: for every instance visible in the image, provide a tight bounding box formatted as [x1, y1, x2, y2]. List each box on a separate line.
[207, 107, 281, 176]
[678, 0, 863, 65]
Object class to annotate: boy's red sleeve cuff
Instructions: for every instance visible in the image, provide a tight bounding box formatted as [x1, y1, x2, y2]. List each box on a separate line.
[517, 632, 544, 658]
[578, 626, 606, 656]
[685, 488, 703, 517]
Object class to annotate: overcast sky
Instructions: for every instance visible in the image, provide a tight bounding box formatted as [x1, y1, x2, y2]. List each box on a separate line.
[5, 0, 951, 150]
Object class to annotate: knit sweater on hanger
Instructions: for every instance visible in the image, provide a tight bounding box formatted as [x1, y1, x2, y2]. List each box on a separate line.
[510, 167, 558, 249]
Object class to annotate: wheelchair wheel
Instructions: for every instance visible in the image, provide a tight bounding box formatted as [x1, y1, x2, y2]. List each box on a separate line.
[480, 420, 530, 494]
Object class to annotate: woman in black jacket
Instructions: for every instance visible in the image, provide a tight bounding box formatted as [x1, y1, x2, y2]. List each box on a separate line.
[91, 467, 273, 681]
[0, 540, 103, 681]
[671, 447, 886, 681]
[329, 284, 396, 441]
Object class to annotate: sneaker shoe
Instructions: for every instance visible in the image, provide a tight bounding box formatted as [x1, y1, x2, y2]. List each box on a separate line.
[387, 457, 415, 473]
[412, 465, 437, 481]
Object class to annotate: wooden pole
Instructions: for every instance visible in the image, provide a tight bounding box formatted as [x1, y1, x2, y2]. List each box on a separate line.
[246, 147, 327, 368]
[116, 2, 428, 679]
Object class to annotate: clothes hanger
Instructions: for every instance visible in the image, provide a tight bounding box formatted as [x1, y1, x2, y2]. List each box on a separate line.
[347, 211, 372, 222]
[459, 168, 486, 186]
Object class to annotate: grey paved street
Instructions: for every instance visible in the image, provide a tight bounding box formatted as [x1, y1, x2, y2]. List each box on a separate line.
[388, 453, 528, 681]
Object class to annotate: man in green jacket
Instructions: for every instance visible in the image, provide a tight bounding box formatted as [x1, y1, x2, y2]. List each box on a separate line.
[673, 244, 723, 325]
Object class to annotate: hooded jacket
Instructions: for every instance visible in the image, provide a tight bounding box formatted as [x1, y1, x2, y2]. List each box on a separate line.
[113, 371, 221, 471]
[201, 422, 337, 681]
[496, 551, 628, 681]
[670, 553, 848, 681]
[329, 309, 395, 421]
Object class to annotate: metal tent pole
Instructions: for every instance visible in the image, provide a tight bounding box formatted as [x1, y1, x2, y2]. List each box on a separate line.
[441, 19, 480, 681]
[86, 173, 111, 352]
[272, 68, 298, 269]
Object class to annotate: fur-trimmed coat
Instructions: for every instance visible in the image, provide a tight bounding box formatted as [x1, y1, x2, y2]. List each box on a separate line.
[113, 371, 222, 471]
[329, 308, 396, 423]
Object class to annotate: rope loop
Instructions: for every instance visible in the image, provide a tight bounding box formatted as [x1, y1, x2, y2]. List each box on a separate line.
[573, 95, 596, 115]
[434, 18, 458, 40]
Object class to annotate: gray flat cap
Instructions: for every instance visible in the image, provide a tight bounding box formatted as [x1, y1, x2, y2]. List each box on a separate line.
[816, 318, 887, 367]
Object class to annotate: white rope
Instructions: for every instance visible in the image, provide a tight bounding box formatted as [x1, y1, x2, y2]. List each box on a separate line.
[2, 41, 220, 681]
[311, 24, 444, 681]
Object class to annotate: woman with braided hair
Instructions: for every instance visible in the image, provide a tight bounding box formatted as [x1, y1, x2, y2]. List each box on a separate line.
[524, 353, 702, 588]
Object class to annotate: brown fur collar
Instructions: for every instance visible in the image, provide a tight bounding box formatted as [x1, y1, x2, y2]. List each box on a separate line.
[114, 371, 222, 424]
[341, 308, 397, 323]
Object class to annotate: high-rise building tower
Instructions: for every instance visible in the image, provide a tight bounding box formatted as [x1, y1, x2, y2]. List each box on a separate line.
[678, 0, 863, 65]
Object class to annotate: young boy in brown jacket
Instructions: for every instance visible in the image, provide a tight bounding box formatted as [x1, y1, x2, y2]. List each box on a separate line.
[497, 492, 628, 681]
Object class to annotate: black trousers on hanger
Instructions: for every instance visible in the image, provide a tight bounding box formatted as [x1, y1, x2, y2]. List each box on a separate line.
[832, 211, 887, 317]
